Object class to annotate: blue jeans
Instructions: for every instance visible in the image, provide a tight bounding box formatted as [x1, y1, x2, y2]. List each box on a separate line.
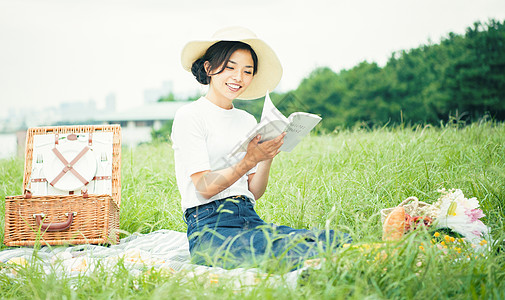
[184, 196, 351, 269]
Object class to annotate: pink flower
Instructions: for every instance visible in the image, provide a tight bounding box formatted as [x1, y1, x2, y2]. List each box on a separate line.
[465, 209, 485, 223]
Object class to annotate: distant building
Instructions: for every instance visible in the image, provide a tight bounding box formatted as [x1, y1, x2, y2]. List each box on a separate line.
[59, 100, 97, 123]
[95, 101, 188, 146]
[1, 89, 188, 156]
[105, 93, 117, 112]
[161, 81, 173, 96]
[143, 89, 162, 104]
[143, 80, 174, 103]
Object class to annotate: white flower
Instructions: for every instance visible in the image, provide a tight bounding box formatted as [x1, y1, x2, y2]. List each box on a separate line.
[436, 189, 478, 218]
[435, 215, 489, 245]
[433, 189, 491, 248]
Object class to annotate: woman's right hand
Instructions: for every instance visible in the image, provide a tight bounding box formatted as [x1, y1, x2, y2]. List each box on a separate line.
[244, 132, 286, 165]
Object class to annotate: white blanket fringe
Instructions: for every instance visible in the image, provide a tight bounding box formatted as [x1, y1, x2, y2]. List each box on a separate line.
[0, 230, 302, 289]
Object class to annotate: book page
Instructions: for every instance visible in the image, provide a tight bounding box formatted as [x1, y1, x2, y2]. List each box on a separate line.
[229, 91, 287, 157]
[280, 112, 322, 152]
[228, 91, 321, 156]
[229, 119, 288, 157]
[261, 91, 288, 124]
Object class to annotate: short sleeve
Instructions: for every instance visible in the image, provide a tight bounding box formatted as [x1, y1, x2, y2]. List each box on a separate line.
[171, 107, 211, 177]
[247, 164, 257, 175]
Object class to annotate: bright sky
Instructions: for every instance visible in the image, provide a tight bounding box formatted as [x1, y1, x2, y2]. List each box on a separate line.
[1, 0, 504, 114]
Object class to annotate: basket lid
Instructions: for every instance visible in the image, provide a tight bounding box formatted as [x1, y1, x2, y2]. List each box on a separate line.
[43, 141, 97, 191]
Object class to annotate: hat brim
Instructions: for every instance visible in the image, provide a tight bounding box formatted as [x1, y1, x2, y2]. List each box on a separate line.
[181, 38, 282, 100]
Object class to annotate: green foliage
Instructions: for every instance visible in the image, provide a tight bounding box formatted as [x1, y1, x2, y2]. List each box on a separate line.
[282, 19, 505, 131]
[0, 157, 24, 242]
[157, 92, 177, 102]
[151, 120, 173, 142]
[158, 92, 200, 102]
[233, 96, 264, 121]
[1, 122, 504, 298]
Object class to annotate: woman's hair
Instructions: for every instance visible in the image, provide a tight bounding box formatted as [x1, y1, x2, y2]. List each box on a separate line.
[191, 41, 258, 85]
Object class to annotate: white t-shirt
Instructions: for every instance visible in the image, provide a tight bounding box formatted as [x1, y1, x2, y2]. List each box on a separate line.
[171, 97, 258, 211]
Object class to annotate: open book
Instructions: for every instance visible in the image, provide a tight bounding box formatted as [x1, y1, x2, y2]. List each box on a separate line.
[229, 91, 322, 156]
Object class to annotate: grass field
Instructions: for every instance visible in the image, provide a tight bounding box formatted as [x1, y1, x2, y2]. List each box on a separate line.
[0, 122, 504, 299]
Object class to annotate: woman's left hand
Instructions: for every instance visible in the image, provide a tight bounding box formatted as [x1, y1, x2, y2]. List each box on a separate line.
[244, 132, 286, 165]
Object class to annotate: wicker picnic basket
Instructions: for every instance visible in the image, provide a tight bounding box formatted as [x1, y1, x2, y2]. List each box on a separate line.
[4, 125, 121, 246]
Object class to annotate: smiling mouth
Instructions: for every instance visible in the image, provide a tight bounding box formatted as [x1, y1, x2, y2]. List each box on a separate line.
[226, 83, 241, 92]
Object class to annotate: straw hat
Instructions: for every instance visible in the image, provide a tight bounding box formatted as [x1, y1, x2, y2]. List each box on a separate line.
[181, 26, 283, 100]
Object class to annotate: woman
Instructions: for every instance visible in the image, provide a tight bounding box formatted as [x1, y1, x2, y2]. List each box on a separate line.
[172, 26, 349, 269]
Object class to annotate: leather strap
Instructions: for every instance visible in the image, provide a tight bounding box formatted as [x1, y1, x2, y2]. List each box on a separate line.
[24, 190, 32, 199]
[50, 146, 90, 187]
[31, 178, 47, 182]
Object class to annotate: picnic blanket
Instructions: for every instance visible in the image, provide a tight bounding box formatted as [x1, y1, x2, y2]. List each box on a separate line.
[0, 230, 303, 289]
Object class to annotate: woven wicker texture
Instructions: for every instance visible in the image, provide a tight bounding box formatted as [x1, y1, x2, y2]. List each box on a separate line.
[4, 195, 119, 246]
[4, 125, 121, 246]
[380, 196, 439, 224]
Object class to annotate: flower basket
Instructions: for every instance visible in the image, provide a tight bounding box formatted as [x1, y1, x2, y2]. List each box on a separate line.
[380, 196, 438, 224]
[381, 190, 491, 247]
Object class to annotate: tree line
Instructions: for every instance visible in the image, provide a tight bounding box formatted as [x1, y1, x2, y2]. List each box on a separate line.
[157, 19, 504, 137]
[235, 19, 505, 131]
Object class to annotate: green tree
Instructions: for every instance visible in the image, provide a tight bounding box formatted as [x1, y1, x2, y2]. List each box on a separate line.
[444, 20, 505, 120]
[290, 19, 505, 128]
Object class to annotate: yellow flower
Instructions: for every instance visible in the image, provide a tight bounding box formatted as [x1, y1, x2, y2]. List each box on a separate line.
[444, 235, 451, 242]
[419, 246, 424, 251]
[479, 240, 488, 246]
[441, 241, 446, 246]
[7, 257, 28, 266]
[434, 232, 440, 237]
[450, 237, 455, 243]
[209, 274, 219, 285]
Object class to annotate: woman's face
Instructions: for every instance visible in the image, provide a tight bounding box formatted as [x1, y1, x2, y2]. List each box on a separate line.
[206, 49, 255, 103]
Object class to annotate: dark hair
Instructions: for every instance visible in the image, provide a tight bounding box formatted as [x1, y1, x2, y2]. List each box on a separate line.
[191, 41, 258, 85]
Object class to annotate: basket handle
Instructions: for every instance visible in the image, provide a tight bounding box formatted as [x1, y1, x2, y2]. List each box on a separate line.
[397, 196, 419, 211]
[34, 212, 77, 232]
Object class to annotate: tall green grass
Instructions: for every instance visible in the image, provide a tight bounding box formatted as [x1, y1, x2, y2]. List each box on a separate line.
[0, 122, 504, 299]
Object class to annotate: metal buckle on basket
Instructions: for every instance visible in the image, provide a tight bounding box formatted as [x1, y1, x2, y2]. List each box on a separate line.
[32, 212, 76, 218]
